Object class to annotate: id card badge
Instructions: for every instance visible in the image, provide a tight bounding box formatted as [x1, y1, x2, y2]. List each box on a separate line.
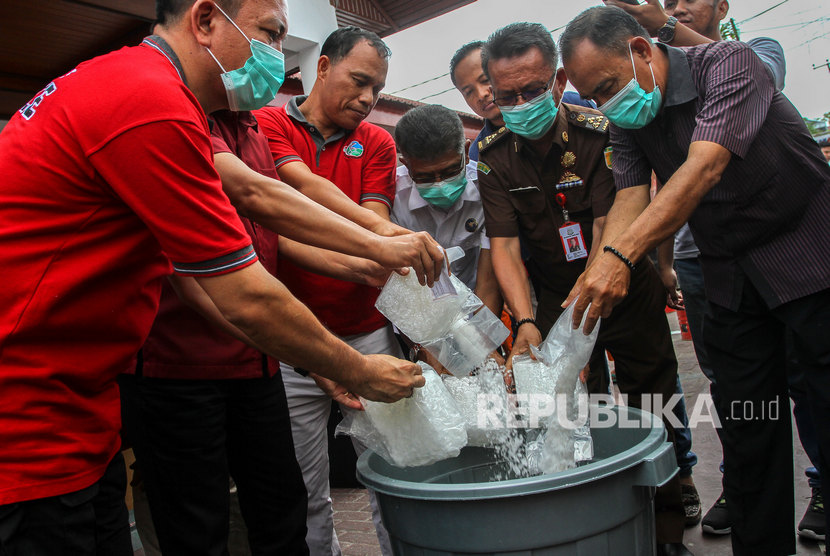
[559, 222, 588, 261]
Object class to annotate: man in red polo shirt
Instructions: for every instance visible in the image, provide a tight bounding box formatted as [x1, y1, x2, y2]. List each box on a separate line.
[123, 105, 401, 555]
[0, 1, 426, 553]
[254, 27, 405, 555]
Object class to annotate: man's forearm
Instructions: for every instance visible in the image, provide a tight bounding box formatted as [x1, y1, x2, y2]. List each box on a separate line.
[279, 238, 386, 286]
[215, 153, 381, 258]
[604, 1, 715, 46]
[293, 173, 389, 232]
[656, 236, 675, 273]
[490, 237, 534, 321]
[597, 185, 651, 251]
[196, 263, 365, 384]
[586, 216, 607, 266]
[474, 248, 504, 317]
[669, 23, 716, 47]
[168, 275, 253, 345]
[611, 142, 731, 264]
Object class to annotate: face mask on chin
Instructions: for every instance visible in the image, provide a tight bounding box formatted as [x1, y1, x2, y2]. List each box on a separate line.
[205, 4, 285, 111]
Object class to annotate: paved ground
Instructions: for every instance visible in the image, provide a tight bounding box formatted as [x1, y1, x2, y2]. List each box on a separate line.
[330, 312, 826, 556]
[332, 489, 385, 555]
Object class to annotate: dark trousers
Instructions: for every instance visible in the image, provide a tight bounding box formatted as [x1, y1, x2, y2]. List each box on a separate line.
[704, 284, 830, 556]
[119, 373, 309, 556]
[679, 257, 822, 491]
[0, 452, 132, 556]
[536, 260, 685, 543]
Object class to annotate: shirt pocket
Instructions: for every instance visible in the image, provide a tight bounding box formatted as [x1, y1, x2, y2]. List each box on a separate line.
[552, 181, 592, 215]
[508, 187, 547, 215]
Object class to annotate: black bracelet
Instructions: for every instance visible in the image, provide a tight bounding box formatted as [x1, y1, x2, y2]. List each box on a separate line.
[515, 318, 536, 329]
[603, 245, 636, 271]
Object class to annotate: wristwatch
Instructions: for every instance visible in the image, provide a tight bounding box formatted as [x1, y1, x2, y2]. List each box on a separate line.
[657, 16, 678, 44]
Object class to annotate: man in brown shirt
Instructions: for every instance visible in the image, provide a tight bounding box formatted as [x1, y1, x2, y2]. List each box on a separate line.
[478, 22, 688, 556]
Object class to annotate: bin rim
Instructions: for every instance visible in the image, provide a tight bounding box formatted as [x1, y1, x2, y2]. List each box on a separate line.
[356, 405, 668, 501]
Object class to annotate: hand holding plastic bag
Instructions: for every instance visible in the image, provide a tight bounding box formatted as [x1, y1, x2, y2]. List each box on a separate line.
[513, 300, 600, 472]
[336, 365, 467, 467]
[375, 247, 509, 376]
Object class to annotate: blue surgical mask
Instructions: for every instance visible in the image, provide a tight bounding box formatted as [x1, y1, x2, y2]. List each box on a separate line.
[416, 167, 468, 209]
[599, 43, 662, 130]
[206, 5, 285, 111]
[500, 89, 560, 140]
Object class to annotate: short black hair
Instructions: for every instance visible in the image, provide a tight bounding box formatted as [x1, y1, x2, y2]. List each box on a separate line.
[155, 0, 241, 27]
[819, 137, 830, 148]
[321, 26, 391, 64]
[395, 104, 465, 162]
[449, 40, 485, 87]
[481, 23, 557, 80]
[559, 6, 651, 63]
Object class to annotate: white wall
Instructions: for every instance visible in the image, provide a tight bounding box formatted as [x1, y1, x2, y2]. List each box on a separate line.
[283, 0, 338, 93]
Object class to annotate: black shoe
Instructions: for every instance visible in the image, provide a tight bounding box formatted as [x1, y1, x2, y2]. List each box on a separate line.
[681, 483, 702, 527]
[701, 491, 731, 535]
[656, 542, 694, 556]
[797, 487, 825, 541]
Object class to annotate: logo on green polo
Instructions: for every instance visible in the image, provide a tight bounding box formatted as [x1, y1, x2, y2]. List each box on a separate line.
[343, 140, 364, 158]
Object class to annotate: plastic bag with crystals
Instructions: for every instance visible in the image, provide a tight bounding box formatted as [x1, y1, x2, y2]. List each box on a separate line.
[520, 301, 599, 471]
[336, 365, 467, 467]
[421, 303, 510, 376]
[375, 247, 509, 376]
[512, 354, 557, 399]
[374, 266, 474, 343]
[442, 362, 510, 446]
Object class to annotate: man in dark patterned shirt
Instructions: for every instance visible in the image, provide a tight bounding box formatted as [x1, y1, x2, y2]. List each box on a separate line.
[559, 6, 830, 556]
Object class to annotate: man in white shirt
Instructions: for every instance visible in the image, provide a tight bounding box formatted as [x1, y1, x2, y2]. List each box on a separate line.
[391, 104, 501, 315]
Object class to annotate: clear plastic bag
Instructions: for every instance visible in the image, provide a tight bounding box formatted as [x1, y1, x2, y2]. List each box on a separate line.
[375, 247, 509, 376]
[374, 268, 474, 344]
[530, 301, 599, 372]
[335, 365, 467, 467]
[442, 362, 510, 446]
[517, 301, 599, 471]
[421, 304, 509, 376]
[512, 354, 557, 399]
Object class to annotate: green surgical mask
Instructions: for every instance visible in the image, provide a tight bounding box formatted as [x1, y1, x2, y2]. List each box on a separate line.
[499, 89, 560, 140]
[599, 43, 662, 130]
[206, 5, 285, 111]
[416, 167, 468, 209]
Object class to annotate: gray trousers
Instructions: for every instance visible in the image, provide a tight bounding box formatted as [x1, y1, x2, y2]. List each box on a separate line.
[281, 325, 402, 556]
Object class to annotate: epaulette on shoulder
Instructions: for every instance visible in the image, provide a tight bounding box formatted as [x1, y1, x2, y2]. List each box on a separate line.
[478, 126, 509, 153]
[566, 106, 609, 133]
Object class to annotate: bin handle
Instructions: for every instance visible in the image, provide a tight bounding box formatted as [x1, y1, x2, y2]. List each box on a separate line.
[631, 441, 678, 488]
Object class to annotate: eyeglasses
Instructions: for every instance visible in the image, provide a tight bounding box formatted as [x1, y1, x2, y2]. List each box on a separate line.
[410, 156, 466, 185]
[492, 77, 554, 107]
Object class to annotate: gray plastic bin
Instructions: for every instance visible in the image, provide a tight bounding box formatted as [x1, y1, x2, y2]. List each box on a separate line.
[356, 405, 676, 555]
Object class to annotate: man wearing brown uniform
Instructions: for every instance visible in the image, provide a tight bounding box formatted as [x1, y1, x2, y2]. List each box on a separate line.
[477, 22, 689, 556]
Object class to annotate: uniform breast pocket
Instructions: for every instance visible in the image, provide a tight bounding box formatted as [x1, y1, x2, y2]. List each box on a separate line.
[509, 187, 546, 215]
[555, 184, 591, 214]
